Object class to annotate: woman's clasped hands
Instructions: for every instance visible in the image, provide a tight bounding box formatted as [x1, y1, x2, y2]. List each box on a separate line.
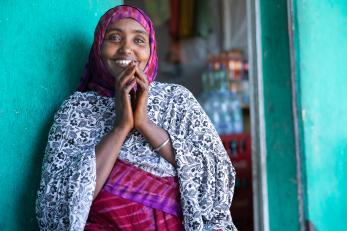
[113, 61, 150, 133]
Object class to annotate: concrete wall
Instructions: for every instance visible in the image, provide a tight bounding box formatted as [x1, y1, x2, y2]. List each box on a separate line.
[0, 1, 121, 230]
[293, 1, 347, 230]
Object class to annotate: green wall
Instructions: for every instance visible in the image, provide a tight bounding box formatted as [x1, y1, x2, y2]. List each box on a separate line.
[0, 1, 121, 230]
[293, 1, 347, 230]
[259, 1, 300, 230]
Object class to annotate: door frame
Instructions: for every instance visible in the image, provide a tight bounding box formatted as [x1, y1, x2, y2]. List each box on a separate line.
[246, 0, 305, 230]
[247, 0, 270, 230]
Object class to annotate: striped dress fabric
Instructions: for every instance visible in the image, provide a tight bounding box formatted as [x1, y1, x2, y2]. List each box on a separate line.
[85, 160, 184, 230]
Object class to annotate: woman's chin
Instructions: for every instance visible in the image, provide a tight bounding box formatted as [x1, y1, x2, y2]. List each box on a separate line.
[105, 63, 123, 78]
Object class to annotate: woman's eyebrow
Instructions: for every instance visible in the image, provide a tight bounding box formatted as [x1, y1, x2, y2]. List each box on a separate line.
[106, 27, 148, 36]
[106, 27, 122, 32]
[132, 29, 148, 35]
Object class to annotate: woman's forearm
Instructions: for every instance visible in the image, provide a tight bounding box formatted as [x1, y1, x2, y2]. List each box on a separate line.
[93, 126, 129, 200]
[137, 121, 176, 166]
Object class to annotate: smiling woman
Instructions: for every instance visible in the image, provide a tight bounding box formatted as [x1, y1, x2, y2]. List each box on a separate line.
[36, 5, 237, 231]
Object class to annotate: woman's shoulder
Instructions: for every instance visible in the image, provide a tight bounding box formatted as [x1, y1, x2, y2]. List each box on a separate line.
[54, 91, 114, 119]
[66, 91, 110, 102]
[151, 81, 194, 98]
[61, 91, 113, 108]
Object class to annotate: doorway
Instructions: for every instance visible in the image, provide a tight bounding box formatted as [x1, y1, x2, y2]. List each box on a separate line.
[124, 0, 269, 230]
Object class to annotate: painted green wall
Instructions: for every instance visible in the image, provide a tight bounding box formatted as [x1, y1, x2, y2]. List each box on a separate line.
[259, 1, 300, 230]
[293, 1, 347, 230]
[0, 1, 121, 230]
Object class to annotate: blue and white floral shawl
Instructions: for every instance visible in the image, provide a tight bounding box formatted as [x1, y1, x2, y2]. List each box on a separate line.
[36, 82, 237, 231]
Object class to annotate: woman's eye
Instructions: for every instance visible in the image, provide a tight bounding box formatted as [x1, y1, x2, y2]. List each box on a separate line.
[134, 38, 145, 44]
[108, 34, 121, 42]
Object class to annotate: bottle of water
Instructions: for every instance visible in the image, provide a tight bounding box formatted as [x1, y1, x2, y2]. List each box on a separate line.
[241, 68, 250, 106]
[228, 90, 243, 134]
[209, 67, 222, 134]
[217, 64, 234, 135]
[198, 72, 209, 106]
[199, 61, 243, 135]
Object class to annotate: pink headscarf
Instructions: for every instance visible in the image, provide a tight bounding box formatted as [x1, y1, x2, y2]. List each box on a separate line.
[77, 5, 158, 97]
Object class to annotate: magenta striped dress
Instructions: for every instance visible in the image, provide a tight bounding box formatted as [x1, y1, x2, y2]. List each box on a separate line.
[84, 160, 184, 230]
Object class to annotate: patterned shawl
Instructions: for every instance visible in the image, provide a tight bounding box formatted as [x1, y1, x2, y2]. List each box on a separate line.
[77, 5, 158, 97]
[36, 83, 238, 230]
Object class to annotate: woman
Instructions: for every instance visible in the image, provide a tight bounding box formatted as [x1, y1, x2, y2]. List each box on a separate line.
[36, 5, 237, 231]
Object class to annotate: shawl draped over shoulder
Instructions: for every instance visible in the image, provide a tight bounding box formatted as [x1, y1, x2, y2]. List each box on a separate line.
[36, 82, 237, 231]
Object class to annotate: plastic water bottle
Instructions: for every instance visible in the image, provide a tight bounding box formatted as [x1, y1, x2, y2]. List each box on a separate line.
[217, 65, 234, 134]
[199, 62, 243, 135]
[229, 91, 243, 133]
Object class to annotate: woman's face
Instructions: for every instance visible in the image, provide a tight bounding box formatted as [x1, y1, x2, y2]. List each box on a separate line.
[101, 18, 150, 79]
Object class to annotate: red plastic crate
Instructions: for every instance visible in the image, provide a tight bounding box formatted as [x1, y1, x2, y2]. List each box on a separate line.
[220, 133, 253, 231]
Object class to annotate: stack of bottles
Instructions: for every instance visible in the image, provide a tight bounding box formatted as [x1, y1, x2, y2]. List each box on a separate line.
[199, 49, 249, 135]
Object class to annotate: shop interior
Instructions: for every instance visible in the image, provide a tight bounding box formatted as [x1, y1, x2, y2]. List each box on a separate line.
[125, 0, 254, 230]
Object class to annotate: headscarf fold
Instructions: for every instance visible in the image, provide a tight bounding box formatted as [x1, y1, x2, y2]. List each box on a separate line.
[77, 5, 158, 97]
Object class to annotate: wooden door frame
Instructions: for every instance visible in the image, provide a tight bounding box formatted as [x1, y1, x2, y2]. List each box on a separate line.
[246, 0, 305, 230]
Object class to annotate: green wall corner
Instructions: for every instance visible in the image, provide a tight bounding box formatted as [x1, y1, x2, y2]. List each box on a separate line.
[293, 1, 347, 230]
[0, 1, 121, 230]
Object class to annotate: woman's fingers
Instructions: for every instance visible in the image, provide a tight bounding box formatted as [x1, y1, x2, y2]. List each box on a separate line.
[115, 63, 136, 91]
[135, 77, 148, 92]
[129, 90, 137, 111]
[133, 67, 149, 94]
[114, 76, 136, 129]
[117, 65, 148, 107]
[115, 71, 135, 108]
[120, 78, 136, 107]
[120, 63, 136, 81]
[124, 78, 137, 93]
[134, 67, 149, 85]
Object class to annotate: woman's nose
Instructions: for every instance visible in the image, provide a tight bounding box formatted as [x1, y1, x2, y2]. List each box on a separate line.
[118, 39, 133, 54]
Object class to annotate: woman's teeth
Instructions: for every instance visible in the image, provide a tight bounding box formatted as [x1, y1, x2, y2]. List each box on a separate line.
[114, 60, 132, 67]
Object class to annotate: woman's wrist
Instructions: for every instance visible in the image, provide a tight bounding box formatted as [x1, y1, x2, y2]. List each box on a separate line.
[111, 124, 132, 138]
[134, 118, 151, 133]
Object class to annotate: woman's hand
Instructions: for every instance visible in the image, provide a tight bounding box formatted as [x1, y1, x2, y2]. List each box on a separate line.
[113, 62, 137, 133]
[133, 66, 151, 132]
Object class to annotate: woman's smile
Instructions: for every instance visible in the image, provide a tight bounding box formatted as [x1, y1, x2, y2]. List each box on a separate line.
[113, 58, 139, 68]
[114, 59, 132, 67]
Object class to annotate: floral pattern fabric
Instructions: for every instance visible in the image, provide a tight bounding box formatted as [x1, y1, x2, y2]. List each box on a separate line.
[36, 81, 237, 231]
